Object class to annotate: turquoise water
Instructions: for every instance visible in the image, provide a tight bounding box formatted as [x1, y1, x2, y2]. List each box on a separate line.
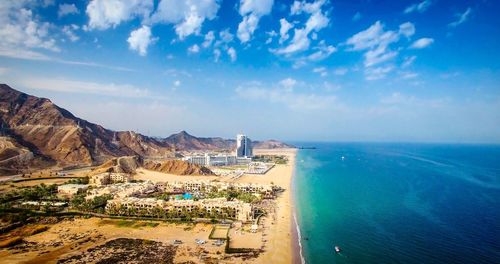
[294, 143, 500, 264]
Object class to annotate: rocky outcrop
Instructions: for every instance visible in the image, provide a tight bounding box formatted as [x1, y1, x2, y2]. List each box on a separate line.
[143, 160, 214, 176]
[91, 156, 143, 175]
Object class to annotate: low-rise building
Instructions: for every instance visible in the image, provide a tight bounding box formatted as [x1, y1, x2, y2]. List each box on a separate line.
[106, 197, 253, 222]
[86, 181, 156, 200]
[57, 184, 89, 196]
[90, 173, 132, 186]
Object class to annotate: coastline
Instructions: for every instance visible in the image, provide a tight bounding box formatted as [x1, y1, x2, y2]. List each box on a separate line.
[291, 151, 305, 264]
[248, 148, 299, 264]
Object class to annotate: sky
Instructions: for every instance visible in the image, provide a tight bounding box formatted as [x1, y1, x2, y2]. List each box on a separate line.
[0, 0, 499, 143]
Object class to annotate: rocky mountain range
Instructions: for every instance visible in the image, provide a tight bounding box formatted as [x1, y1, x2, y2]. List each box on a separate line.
[0, 84, 294, 175]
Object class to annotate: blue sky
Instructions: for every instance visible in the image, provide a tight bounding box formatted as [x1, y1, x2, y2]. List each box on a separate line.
[1, 0, 499, 143]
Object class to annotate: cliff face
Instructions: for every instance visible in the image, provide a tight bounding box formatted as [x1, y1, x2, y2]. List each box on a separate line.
[143, 160, 214, 176]
[163, 131, 234, 150]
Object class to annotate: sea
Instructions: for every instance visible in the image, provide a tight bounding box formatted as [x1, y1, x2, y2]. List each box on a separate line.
[293, 143, 500, 264]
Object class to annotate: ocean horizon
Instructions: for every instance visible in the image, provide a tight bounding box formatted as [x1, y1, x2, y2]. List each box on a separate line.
[293, 142, 500, 264]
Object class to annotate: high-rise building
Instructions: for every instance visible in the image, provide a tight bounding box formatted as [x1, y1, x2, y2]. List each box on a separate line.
[236, 134, 252, 157]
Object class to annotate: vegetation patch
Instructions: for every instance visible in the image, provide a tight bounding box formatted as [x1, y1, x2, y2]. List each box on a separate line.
[98, 219, 159, 228]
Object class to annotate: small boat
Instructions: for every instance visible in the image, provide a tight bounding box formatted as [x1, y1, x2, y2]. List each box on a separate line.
[335, 245, 341, 253]
[341, 156, 345, 161]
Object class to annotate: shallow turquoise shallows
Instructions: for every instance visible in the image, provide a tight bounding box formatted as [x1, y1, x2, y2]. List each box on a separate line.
[294, 143, 500, 264]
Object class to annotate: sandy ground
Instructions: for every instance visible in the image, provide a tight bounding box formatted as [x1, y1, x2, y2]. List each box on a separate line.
[0, 148, 298, 264]
[0, 218, 224, 264]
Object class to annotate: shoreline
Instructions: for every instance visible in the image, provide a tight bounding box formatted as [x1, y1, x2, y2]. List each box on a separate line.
[291, 152, 305, 264]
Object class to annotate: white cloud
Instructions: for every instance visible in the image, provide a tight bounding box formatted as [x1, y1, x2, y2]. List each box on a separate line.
[86, 0, 153, 30]
[402, 55, 417, 68]
[333, 68, 348, 76]
[127, 25, 153, 56]
[152, 0, 220, 40]
[213, 49, 221, 62]
[188, 44, 200, 53]
[449, 7, 472, 27]
[173, 80, 181, 87]
[410, 38, 434, 49]
[219, 29, 234, 43]
[0, 3, 60, 60]
[346, 21, 415, 68]
[58, 3, 79, 17]
[275, 0, 329, 55]
[279, 18, 293, 43]
[313, 67, 327, 77]
[365, 66, 394, 81]
[279, 78, 297, 91]
[202, 31, 215, 48]
[237, 0, 274, 43]
[400, 71, 419, 79]
[404, 0, 432, 14]
[399, 22, 415, 37]
[307, 41, 336, 61]
[18, 77, 151, 98]
[227, 47, 237, 62]
[62, 24, 80, 42]
[235, 80, 336, 111]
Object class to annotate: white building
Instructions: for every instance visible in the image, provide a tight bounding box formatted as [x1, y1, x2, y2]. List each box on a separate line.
[182, 153, 239, 167]
[57, 184, 89, 196]
[236, 134, 252, 158]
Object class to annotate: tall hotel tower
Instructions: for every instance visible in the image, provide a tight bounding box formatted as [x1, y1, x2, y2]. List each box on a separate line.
[236, 134, 253, 158]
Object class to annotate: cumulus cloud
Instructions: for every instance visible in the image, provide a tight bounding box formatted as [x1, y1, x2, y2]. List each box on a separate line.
[274, 0, 329, 55]
[213, 49, 221, 62]
[127, 25, 153, 56]
[237, 0, 274, 43]
[404, 0, 432, 14]
[449, 7, 472, 27]
[58, 3, 79, 17]
[62, 24, 80, 42]
[202, 31, 215, 48]
[219, 29, 234, 43]
[0, 2, 60, 60]
[86, 0, 153, 30]
[227, 47, 237, 62]
[410, 38, 434, 49]
[188, 44, 200, 53]
[346, 21, 415, 69]
[279, 18, 293, 43]
[151, 0, 220, 40]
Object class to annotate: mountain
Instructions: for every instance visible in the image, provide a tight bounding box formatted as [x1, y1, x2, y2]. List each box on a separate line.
[0, 84, 173, 171]
[252, 139, 295, 149]
[164, 131, 234, 150]
[0, 84, 294, 175]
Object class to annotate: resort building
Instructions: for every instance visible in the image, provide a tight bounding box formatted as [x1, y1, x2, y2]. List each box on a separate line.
[57, 184, 89, 196]
[182, 153, 251, 167]
[89, 172, 132, 186]
[86, 181, 156, 200]
[105, 197, 253, 222]
[236, 134, 252, 158]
